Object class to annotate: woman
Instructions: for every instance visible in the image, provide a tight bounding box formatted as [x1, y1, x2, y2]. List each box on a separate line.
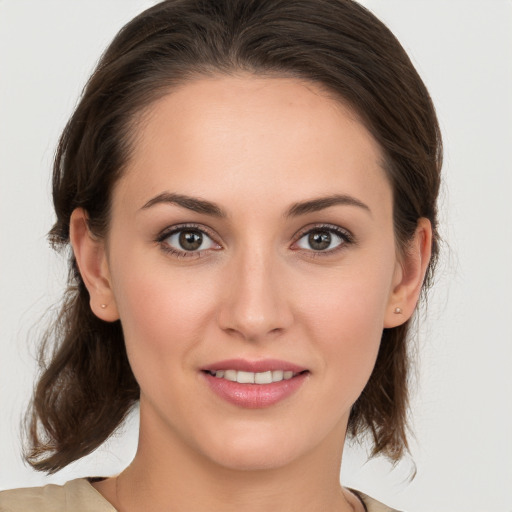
[0, 0, 441, 510]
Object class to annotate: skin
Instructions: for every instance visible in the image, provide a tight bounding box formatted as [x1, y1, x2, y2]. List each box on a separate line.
[71, 75, 432, 512]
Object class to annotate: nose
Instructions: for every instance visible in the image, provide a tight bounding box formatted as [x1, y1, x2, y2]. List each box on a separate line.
[217, 246, 293, 342]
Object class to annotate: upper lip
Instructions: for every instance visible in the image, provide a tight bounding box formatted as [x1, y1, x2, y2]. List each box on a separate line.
[201, 358, 308, 373]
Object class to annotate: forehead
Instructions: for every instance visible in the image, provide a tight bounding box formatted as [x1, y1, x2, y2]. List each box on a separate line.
[115, 74, 391, 217]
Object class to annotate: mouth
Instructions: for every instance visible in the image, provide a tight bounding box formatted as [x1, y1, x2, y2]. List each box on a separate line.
[203, 369, 308, 384]
[200, 359, 310, 408]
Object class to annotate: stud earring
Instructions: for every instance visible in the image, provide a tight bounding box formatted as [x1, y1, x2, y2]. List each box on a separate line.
[100, 304, 107, 309]
[394, 307, 402, 314]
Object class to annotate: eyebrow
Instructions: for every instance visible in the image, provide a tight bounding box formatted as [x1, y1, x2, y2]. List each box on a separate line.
[141, 192, 226, 217]
[140, 192, 371, 218]
[286, 194, 371, 217]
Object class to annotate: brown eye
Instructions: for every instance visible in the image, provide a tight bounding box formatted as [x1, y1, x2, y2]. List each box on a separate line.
[163, 228, 217, 253]
[308, 231, 331, 250]
[179, 230, 203, 251]
[295, 227, 347, 252]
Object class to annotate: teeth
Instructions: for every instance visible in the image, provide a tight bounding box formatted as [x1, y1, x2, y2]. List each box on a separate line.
[237, 371, 255, 384]
[224, 369, 237, 382]
[255, 371, 272, 384]
[209, 369, 300, 384]
[272, 370, 284, 381]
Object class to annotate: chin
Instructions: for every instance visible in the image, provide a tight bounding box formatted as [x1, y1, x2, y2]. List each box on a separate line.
[198, 423, 313, 472]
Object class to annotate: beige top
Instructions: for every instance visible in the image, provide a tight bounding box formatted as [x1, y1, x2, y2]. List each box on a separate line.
[0, 478, 401, 512]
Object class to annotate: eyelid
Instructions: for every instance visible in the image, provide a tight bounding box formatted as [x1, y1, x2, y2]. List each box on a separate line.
[154, 222, 354, 259]
[291, 223, 355, 253]
[293, 223, 354, 241]
[156, 222, 218, 242]
[155, 223, 222, 258]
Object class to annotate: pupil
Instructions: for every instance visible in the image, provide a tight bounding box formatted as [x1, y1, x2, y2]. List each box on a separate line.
[309, 231, 331, 250]
[179, 230, 203, 250]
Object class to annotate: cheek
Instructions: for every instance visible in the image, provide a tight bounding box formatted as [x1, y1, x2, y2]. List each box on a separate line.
[110, 254, 217, 376]
[301, 261, 392, 336]
[313, 286, 384, 363]
[295, 262, 394, 398]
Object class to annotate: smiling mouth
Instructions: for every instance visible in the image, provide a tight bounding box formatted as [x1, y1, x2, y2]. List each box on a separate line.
[201, 363, 310, 407]
[203, 369, 308, 384]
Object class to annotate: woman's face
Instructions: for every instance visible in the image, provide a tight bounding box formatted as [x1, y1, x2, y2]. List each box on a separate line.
[103, 75, 405, 470]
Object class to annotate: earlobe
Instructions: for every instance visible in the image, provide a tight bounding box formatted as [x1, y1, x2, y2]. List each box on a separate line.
[69, 208, 119, 322]
[384, 218, 432, 328]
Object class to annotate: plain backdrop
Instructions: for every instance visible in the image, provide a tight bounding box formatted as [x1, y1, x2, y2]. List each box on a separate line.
[1, 1, 511, 511]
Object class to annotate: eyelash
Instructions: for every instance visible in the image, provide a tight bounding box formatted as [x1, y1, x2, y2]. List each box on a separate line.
[156, 223, 219, 259]
[292, 224, 355, 258]
[155, 223, 355, 259]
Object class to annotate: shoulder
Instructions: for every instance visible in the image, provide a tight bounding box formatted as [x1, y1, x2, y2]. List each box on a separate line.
[0, 478, 116, 512]
[353, 489, 404, 512]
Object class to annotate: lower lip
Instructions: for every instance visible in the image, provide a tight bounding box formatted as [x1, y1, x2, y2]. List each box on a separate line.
[202, 371, 309, 409]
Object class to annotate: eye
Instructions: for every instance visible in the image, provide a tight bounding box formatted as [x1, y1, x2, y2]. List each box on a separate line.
[294, 226, 352, 253]
[158, 225, 220, 257]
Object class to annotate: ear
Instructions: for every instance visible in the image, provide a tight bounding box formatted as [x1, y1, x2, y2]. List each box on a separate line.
[384, 218, 432, 328]
[69, 208, 119, 322]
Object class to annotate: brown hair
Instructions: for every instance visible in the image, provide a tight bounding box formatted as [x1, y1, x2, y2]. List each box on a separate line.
[26, 0, 442, 473]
